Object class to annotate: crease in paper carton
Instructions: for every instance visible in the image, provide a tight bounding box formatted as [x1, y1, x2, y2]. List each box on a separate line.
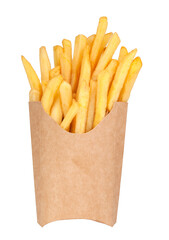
[29, 101, 128, 227]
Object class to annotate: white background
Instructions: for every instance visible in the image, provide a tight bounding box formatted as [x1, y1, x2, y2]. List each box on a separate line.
[0, 0, 169, 239]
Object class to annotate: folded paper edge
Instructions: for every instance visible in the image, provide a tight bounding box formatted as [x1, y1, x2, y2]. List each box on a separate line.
[29, 101, 128, 137]
[38, 217, 116, 228]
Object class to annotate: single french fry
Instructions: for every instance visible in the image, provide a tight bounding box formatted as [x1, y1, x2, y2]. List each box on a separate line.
[60, 52, 71, 83]
[118, 46, 128, 62]
[71, 34, 87, 93]
[50, 93, 63, 124]
[62, 39, 72, 61]
[76, 45, 91, 98]
[90, 17, 108, 71]
[96, 32, 113, 66]
[86, 80, 97, 132]
[92, 32, 120, 81]
[62, 39, 72, 83]
[105, 59, 119, 86]
[118, 57, 142, 102]
[70, 94, 77, 133]
[53, 45, 63, 67]
[87, 34, 95, 52]
[42, 81, 47, 92]
[41, 74, 63, 114]
[107, 49, 137, 111]
[21, 56, 42, 94]
[39, 46, 51, 91]
[49, 66, 61, 80]
[29, 89, 41, 102]
[60, 99, 79, 131]
[93, 70, 110, 128]
[75, 81, 90, 133]
[60, 81, 72, 117]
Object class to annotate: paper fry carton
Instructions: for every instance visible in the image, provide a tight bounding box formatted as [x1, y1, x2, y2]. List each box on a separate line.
[29, 101, 127, 227]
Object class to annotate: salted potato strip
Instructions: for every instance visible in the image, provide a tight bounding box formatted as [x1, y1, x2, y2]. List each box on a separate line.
[86, 80, 97, 132]
[92, 32, 120, 81]
[49, 66, 61, 80]
[41, 74, 63, 114]
[75, 104, 89, 133]
[39, 46, 51, 92]
[93, 70, 110, 128]
[87, 34, 95, 52]
[105, 59, 119, 85]
[70, 97, 77, 133]
[90, 17, 108, 71]
[53, 45, 63, 67]
[118, 46, 128, 62]
[61, 99, 79, 131]
[62, 39, 72, 61]
[96, 32, 113, 67]
[71, 34, 87, 93]
[60, 52, 71, 83]
[60, 81, 72, 117]
[107, 49, 137, 111]
[21, 56, 42, 94]
[119, 57, 142, 102]
[50, 93, 63, 124]
[76, 45, 91, 98]
[62, 39, 72, 83]
[75, 81, 90, 133]
[29, 89, 41, 102]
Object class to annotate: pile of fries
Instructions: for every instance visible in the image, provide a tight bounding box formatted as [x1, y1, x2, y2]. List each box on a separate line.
[22, 17, 142, 133]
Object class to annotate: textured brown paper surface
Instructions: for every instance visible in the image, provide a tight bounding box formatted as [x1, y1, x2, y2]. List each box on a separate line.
[29, 101, 128, 227]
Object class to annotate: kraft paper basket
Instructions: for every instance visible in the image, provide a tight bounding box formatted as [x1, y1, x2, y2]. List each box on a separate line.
[29, 101, 128, 227]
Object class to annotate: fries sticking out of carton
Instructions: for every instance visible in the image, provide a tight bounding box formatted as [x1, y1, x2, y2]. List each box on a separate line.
[22, 17, 142, 133]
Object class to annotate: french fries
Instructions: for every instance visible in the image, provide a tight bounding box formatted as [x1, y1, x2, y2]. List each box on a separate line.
[118, 57, 142, 102]
[118, 46, 128, 62]
[60, 39, 72, 83]
[21, 56, 42, 94]
[62, 39, 72, 61]
[107, 49, 137, 111]
[92, 32, 120, 81]
[60, 99, 79, 130]
[71, 34, 87, 93]
[90, 17, 108, 71]
[39, 46, 51, 91]
[105, 59, 119, 86]
[29, 89, 41, 102]
[93, 70, 110, 128]
[60, 52, 71, 83]
[41, 74, 63, 114]
[53, 45, 63, 67]
[87, 34, 95, 52]
[60, 81, 72, 117]
[86, 80, 97, 132]
[76, 45, 91, 98]
[49, 66, 61, 80]
[75, 81, 90, 133]
[22, 16, 142, 133]
[50, 94, 63, 124]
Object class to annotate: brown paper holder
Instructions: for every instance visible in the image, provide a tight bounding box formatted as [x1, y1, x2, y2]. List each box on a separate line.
[29, 102, 128, 227]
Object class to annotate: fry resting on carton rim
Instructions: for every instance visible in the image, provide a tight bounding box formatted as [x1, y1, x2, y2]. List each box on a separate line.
[22, 16, 142, 133]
